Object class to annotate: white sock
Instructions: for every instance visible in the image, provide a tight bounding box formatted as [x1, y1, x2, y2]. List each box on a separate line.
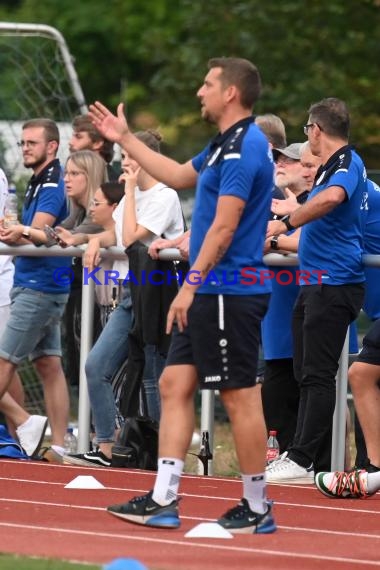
[367, 471, 380, 494]
[242, 473, 267, 514]
[152, 458, 184, 505]
[51, 445, 65, 456]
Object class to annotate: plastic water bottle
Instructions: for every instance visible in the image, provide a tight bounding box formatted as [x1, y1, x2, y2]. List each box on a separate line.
[266, 430, 280, 464]
[4, 183, 18, 227]
[63, 427, 77, 454]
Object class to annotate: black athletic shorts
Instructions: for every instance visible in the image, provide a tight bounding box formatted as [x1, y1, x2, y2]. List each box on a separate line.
[356, 319, 380, 365]
[165, 293, 270, 390]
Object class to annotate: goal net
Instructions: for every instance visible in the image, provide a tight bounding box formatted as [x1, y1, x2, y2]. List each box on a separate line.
[0, 23, 87, 416]
[0, 22, 87, 182]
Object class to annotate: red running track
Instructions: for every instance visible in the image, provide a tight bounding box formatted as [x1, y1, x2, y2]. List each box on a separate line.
[0, 459, 379, 569]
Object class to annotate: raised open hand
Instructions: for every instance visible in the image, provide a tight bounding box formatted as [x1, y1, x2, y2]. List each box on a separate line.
[88, 101, 129, 145]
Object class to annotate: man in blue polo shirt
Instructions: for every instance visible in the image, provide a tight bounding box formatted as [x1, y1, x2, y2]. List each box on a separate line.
[315, 178, 380, 498]
[89, 57, 277, 534]
[0, 118, 70, 459]
[266, 98, 366, 483]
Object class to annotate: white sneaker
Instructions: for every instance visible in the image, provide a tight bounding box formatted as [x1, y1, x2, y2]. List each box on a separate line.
[266, 455, 314, 484]
[16, 415, 48, 457]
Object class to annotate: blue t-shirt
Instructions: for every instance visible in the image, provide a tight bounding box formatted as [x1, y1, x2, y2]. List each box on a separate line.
[14, 159, 71, 293]
[261, 267, 299, 359]
[362, 179, 380, 319]
[262, 192, 310, 360]
[190, 117, 273, 295]
[298, 145, 366, 285]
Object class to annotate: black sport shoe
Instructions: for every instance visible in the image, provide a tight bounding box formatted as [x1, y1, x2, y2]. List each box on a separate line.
[63, 448, 111, 468]
[217, 498, 277, 534]
[107, 490, 180, 528]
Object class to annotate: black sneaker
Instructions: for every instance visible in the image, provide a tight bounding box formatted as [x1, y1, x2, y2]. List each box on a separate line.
[217, 498, 277, 534]
[63, 449, 111, 468]
[107, 490, 180, 528]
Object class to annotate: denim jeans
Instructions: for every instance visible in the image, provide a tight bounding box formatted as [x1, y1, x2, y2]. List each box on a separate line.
[0, 287, 68, 364]
[85, 286, 133, 443]
[142, 344, 166, 423]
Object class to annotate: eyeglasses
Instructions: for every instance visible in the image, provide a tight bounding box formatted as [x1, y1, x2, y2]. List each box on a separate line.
[303, 122, 322, 135]
[90, 199, 108, 207]
[17, 140, 45, 148]
[303, 123, 315, 135]
[64, 170, 86, 178]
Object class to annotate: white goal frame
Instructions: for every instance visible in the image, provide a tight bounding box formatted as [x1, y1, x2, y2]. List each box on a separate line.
[0, 22, 88, 179]
[0, 22, 87, 114]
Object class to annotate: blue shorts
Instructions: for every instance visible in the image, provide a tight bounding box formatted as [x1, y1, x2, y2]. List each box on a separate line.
[0, 287, 69, 365]
[166, 293, 270, 390]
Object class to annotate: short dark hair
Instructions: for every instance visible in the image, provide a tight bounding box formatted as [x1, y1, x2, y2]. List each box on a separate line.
[22, 118, 60, 144]
[208, 57, 261, 109]
[308, 98, 350, 140]
[100, 181, 124, 205]
[72, 114, 114, 163]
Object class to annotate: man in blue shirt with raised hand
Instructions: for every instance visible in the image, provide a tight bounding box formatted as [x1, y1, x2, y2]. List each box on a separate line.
[0, 118, 71, 460]
[266, 98, 366, 484]
[89, 57, 277, 534]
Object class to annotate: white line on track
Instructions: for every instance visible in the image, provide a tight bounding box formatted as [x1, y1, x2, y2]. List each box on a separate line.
[0, 497, 379, 540]
[0, 521, 379, 567]
[1, 477, 378, 515]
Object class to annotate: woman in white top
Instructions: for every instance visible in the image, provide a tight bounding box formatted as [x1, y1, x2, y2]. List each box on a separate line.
[64, 130, 184, 468]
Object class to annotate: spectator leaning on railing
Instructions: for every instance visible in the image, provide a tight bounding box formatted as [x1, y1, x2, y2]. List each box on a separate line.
[0, 118, 70, 459]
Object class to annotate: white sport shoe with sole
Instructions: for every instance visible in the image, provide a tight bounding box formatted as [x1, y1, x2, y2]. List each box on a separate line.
[266, 455, 314, 484]
[16, 415, 48, 457]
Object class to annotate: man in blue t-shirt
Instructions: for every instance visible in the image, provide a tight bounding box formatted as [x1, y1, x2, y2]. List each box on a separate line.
[266, 98, 366, 484]
[315, 179, 380, 498]
[0, 118, 70, 460]
[89, 57, 277, 534]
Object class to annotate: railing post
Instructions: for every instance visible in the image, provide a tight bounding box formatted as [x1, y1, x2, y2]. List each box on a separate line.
[331, 329, 350, 471]
[76, 270, 95, 452]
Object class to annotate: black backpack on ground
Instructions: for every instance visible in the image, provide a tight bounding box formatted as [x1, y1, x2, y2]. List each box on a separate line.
[111, 415, 158, 471]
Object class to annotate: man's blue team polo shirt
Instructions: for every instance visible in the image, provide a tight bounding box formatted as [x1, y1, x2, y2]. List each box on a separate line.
[191, 117, 273, 296]
[14, 158, 71, 294]
[298, 145, 367, 286]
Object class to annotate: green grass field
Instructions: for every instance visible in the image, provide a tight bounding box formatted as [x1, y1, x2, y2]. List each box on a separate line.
[0, 555, 100, 569]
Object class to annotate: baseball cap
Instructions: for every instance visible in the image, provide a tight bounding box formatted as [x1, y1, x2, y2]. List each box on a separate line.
[272, 143, 303, 161]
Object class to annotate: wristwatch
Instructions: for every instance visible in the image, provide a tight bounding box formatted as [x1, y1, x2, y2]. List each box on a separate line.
[281, 214, 296, 232]
[270, 235, 280, 250]
[22, 226, 31, 238]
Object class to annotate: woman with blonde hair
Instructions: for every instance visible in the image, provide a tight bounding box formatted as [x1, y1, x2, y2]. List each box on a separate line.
[56, 149, 107, 242]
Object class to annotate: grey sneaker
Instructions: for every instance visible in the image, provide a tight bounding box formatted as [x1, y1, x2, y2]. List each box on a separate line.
[16, 415, 48, 457]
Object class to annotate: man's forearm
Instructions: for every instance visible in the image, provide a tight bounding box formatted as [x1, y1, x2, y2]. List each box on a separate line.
[287, 186, 346, 229]
[182, 225, 233, 291]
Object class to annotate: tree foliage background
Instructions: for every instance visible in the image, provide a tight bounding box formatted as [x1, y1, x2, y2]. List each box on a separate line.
[1, 0, 380, 166]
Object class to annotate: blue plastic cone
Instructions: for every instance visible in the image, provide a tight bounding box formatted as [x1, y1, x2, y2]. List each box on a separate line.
[103, 558, 148, 570]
